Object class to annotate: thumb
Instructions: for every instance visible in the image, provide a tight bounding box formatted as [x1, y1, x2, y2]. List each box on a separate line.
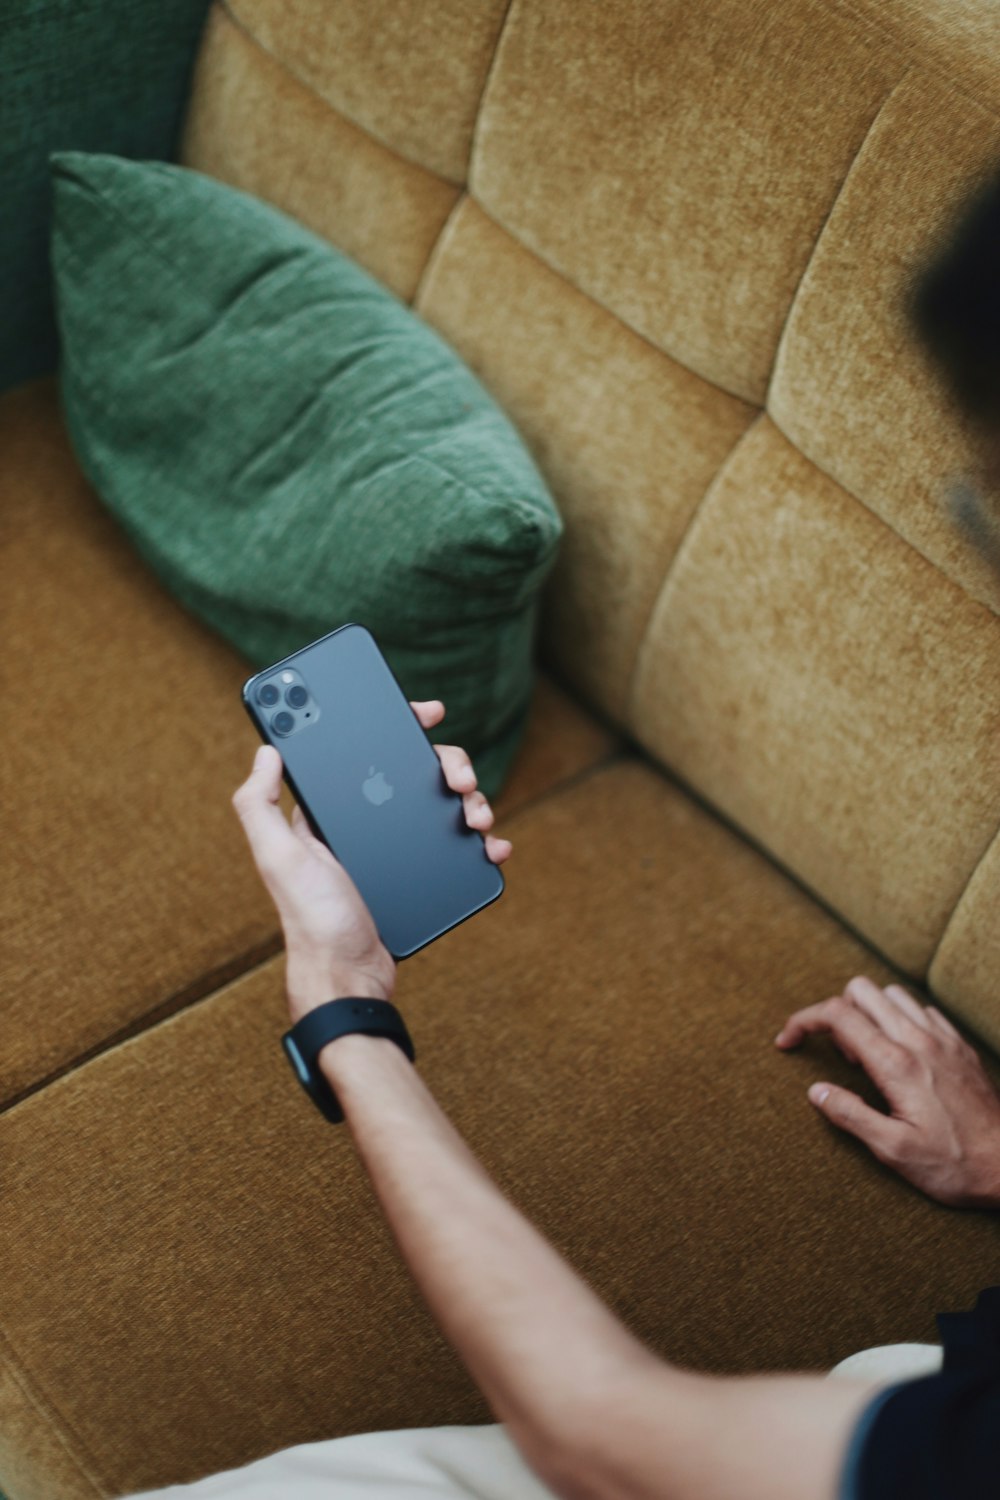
[807, 1081, 904, 1162]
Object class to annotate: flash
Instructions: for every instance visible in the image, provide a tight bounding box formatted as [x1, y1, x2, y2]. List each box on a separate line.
[281, 671, 295, 683]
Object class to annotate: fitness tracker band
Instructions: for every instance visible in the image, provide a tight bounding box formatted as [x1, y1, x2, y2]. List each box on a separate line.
[281, 998, 416, 1123]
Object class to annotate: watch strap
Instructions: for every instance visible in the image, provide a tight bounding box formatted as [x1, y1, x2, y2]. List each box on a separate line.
[282, 998, 415, 1124]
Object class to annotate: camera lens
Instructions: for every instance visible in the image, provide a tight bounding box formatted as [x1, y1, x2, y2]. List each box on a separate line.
[271, 710, 295, 736]
[286, 684, 308, 709]
[257, 682, 279, 707]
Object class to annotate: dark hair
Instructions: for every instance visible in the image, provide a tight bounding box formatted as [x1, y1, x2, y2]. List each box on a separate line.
[910, 167, 1000, 426]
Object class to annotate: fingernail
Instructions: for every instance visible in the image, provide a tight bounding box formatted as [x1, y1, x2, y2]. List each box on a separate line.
[809, 1084, 831, 1105]
[774, 1031, 785, 1045]
[254, 745, 269, 767]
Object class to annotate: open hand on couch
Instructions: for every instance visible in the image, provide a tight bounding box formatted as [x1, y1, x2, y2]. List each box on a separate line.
[232, 698, 512, 1022]
[776, 975, 1000, 1209]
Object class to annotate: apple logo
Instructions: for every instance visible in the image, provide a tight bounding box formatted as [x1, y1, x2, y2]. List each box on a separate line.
[362, 765, 394, 806]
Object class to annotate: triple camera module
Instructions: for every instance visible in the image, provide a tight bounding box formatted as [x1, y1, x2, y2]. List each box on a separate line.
[254, 669, 320, 738]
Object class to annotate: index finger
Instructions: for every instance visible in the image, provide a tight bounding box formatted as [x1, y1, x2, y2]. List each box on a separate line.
[775, 998, 904, 1096]
[776, 999, 843, 1051]
[411, 700, 445, 730]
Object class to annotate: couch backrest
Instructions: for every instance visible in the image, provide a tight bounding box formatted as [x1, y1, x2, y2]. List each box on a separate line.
[182, 0, 1000, 1048]
[1, 0, 212, 393]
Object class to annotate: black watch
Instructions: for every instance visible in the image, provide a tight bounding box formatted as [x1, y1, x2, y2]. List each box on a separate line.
[281, 998, 416, 1124]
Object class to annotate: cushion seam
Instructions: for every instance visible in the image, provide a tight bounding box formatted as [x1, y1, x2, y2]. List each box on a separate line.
[412, 190, 470, 312]
[0, 1324, 106, 1497]
[458, 197, 764, 408]
[623, 409, 768, 729]
[466, 0, 519, 176]
[764, 74, 906, 416]
[2, 750, 627, 1112]
[214, 0, 466, 188]
[1, 935, 283, 1118]
[927, 814, 1000, 989]
[825, 0, 1000, 122]
[499, 745, 630, 829]
[763, 61, 1000, 623]
[767, 402, 1000, 623]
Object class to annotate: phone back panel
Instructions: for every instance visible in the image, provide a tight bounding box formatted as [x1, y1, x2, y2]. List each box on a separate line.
[242, 624, 504, 958]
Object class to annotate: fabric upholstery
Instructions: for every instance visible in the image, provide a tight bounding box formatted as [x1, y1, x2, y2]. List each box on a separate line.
[51, 150, 563, 800]
[930, 832, 1000, 1056]
[470, 0, 902, 405]
[629, 418, 1000, 980]
[3, 760, 998, 1500]
[769, 70, 1000, 617]
[182, 6, 460, 303]
[0, 380, 605, 1106]
[0, 0, 211, 393]
[0, 379, 278, 1109]
[0, 1357, 99, 1500]
[222, 0, 512, 183]
[7, 0, 1000, 1493]
[415, 199, 757, 718]
[495, 676, 620, 818]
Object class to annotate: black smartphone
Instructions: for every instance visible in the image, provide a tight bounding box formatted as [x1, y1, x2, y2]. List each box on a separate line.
[241, 623, 504, 959]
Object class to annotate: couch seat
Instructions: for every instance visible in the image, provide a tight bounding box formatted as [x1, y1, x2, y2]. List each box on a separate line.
[2, 756, 997, 1499]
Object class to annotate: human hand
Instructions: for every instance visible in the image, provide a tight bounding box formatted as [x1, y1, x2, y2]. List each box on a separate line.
[775, 975, 1000, 1208]
[232, 699, 512, 1022]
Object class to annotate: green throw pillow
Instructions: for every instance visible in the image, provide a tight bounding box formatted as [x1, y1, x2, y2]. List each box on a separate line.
[50, 152, 562, 796]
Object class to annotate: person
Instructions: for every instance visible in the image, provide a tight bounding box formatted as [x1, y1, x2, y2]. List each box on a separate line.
[133, 175, 1000, 1497]
[151, 712, 991, 1500]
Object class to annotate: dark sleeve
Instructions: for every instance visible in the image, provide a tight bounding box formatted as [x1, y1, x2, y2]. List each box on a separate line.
[848, 1287, 1000, 1500]
[849, 1369, 1000, 1499]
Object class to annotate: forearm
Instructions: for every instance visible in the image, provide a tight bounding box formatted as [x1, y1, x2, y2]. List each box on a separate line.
[321, 1036, 878, 1500]
[321, 1033, 664, 1485]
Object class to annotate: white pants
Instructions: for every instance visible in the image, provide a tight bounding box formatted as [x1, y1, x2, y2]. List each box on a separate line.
[128, 1423, 554, 1499]
[130, 1344, 943, 1499]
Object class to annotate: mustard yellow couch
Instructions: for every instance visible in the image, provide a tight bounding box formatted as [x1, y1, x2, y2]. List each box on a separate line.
[4, 2, 1000, 1496]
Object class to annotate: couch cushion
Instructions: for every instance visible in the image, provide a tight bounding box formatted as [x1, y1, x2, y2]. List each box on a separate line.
[219, 0, 511, 184]
[182, 5, 460, 303]
[2, 757, 997, 1499]
[630, 417, 1000, 984]
[0, 380, 609, 1107]
[769, 69, 1000, 618]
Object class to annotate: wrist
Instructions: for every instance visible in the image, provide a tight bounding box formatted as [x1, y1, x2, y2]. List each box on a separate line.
[965, 1145, 1000, 1211]
[284, 948, 394, 1021]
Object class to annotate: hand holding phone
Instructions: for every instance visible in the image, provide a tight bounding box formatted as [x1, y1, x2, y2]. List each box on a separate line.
[238, 627, 512, 1014]
[233, 696, 511, 1019]
[241, 626, 508, 961]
